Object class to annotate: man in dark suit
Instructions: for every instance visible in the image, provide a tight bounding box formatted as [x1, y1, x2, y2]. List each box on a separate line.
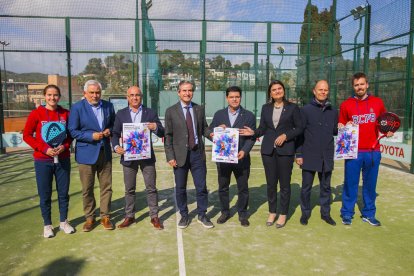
[68, 80, 115, 232]
[206, 86, 256, 227]
[111, 86, 165, 230]
[296, 80, 338, 226]
[164, 80, 213, 229]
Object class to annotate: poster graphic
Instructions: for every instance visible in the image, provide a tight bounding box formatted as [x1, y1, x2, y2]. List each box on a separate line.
[122, 123, 151, 161]
[212, 127, 239, 164]
[334, 124, 359, 160]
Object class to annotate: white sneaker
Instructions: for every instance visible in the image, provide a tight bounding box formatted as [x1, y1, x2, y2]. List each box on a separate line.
[59, 220, 75, 234]
[43, 225, 55, 238]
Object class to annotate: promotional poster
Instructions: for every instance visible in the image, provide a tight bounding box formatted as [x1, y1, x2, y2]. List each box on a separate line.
[122, 123, 151, 161]
[334, 125, 359, 160]
[212, 127, 239, 164]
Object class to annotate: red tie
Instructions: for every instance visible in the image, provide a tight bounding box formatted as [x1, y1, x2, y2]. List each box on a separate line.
[185, 106, 196, 150]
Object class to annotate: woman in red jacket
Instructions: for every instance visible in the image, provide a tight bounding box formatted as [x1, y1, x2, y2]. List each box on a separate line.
[23, 84, 74, 238]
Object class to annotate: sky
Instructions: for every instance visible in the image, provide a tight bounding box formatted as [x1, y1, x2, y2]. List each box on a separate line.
[0, 0, 410, 76]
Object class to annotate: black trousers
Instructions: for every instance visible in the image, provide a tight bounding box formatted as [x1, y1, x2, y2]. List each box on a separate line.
[262, 151, 294, 215]
[216, 162, 250, 219]
[300, 169, 332, 218]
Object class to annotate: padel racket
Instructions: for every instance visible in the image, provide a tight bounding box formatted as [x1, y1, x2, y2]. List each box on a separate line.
[41, 122, 67, 163]
[371, 112, 400, 149]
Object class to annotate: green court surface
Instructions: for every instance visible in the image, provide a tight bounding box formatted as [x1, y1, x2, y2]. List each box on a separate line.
[0, 149, 413, 275]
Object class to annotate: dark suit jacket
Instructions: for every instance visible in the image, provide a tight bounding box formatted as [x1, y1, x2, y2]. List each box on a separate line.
[207, 106, 256, 168]
[111, 105, 165, 167]
[164, 101, 209, 167]
[255, 101, 303, 156]
[68, 99, 115, 164]
[296, 99, 338, 172]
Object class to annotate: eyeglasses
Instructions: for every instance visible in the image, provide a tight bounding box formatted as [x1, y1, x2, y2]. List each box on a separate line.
[128, 94, 142, 98]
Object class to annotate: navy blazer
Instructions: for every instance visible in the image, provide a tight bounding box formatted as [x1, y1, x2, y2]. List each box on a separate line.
[207, 106, 256, 167]
[296, 100, 338, 172]
[255, 101, 303, 156]
[68, 99, 115, 165]
[111, 105, 165, 166]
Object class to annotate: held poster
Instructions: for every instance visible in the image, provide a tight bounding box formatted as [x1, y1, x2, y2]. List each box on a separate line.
[122, 123, 151, 161]
[212, 127, 239, 164]
[334, 124, 359, 160]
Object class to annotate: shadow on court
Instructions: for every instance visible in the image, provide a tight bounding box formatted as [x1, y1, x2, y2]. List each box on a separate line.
[22, 256, 85, 276]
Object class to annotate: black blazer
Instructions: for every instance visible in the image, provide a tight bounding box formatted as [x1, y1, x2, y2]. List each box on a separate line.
[296, 100, 338, 172]
[255, 101, 303, 156]
[164, 101, 209, 167]
[111, 105, 164, 166]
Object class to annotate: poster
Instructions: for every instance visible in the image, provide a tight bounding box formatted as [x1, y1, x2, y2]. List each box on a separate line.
[122, 123, 151, 161]
[212, 127, 239, 164]
[334, 124, 359, 160]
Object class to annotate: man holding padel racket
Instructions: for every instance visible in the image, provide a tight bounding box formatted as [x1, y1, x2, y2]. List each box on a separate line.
[338, 72, 395, 226]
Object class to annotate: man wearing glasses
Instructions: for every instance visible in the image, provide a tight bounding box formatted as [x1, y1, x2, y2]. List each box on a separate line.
[112, 86, 165, 230]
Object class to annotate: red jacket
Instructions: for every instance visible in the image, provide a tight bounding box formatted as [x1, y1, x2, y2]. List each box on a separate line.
[339, 95, 386, 152]
[23, 105, 72, 161]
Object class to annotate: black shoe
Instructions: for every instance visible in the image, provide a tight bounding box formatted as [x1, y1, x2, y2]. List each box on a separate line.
[240, 218, 250, 227]
[322, 216, 336, 226]
[275, 222, 286, 229]
[178, 216, 190, 229]
[197, 215, 214, 229]
[300, 215, 308, 226]
[216, 213, 230, 224]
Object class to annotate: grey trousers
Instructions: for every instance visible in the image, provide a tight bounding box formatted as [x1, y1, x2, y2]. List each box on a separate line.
[123, 161, 159, 218]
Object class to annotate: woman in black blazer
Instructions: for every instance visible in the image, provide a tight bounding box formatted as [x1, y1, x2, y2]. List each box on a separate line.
[242, 80, 302, 228]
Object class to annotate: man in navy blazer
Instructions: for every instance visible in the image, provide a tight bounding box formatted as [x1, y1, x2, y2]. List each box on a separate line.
[68, 80, 116, 232]
[111, 86, 165, 230]
[296, 80, 338, 226]
[207, 86, 256, 227]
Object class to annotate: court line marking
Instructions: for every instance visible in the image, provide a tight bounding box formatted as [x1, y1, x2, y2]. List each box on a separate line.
[173, 184, 187, 276]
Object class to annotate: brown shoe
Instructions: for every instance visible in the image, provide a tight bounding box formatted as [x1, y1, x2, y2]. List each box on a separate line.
[83, 218, 95, 232]
[151, 217, 164, 230]
[101, 216, 114, 230]
[117, 217, 135, 229]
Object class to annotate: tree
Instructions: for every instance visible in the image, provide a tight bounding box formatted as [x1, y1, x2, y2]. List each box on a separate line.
[104, 55, 132, 95]
[80, 58, 108, 89]
[296, 4, 342, 104]
[210, 55, 226, 70]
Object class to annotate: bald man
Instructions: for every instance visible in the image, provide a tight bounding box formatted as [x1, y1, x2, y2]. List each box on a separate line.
[295, 80, 338, 226]
[111, 86, 165, 230]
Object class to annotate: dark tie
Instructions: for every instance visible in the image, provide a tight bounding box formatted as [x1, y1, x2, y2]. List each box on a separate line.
[185, 106, 196, 150]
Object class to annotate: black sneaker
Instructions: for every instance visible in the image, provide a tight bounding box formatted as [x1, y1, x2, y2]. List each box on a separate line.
[216, 213, 230, 224]
[178, 216, 190, 229]
[240, 218, 250, 227]
[300, 215, 308, 226]
[321, 216, 336, 226]
[197, 215, 214, 229]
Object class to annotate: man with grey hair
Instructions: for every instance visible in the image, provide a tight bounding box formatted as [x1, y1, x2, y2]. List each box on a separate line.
[68, 80, 116, 232]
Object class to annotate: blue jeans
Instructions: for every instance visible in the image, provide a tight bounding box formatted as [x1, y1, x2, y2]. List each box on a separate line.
[341, 151, 381, 218]
[34, 158, 71, 225]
